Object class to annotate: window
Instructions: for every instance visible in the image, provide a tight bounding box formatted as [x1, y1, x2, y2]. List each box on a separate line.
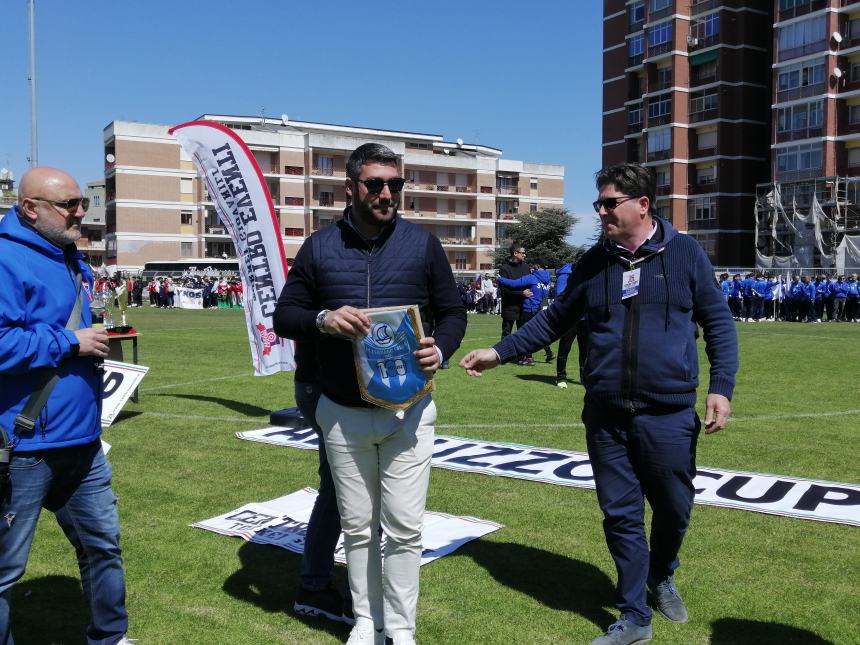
[848, 147, 860, 166]
[691, 60, 718, 85]
[93, 195, 101, 207]
[629, 1, 644, 26]
[650, 0, 671, 11]
[318, 191, 334, 207]
[89, 230, 102, 242]
[655, 168, 670, 187]
[648, 96, 671, 119]
[530, 178, 538, 190]
[181, 241, 193, 256]
[647, 22, 673, 53]
[691, 13, 720, 46]
[529, 203, 538, 213]
[851, 61, 860, 83]
[688, 197, 717, 221]
[697, 165, 717, 184]
[690, 89, 718, 117]
[629, 107, 643, 126]
[629, 34, 644, 65]
[647, 128, 671, 153]
[180, 177, 193, 194]
[697, 129, 718, 152]
[850, 105, 860, 125]
[656, 205, 670, 221]
[777, 60, 825, 93]
[776, 143, 822, 173]
[316, 156, 334, 176]
[180, 210, 192, 225]
[777, 100, 823, 132]
[656, 67, 672, 89]
[284, 227, 303, 236]
[777, 15, 826, 55]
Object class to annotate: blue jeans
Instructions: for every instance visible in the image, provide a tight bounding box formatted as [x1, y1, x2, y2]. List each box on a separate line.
[295, 381, 341, 590]
[0, 440, 127, 645]
[583, 403, 700, 626]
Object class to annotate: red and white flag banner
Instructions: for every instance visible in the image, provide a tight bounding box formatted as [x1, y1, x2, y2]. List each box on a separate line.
[169, 120, 295, 375]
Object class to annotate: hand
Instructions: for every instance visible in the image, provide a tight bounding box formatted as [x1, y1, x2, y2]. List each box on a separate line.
[704, 393, 731, 434]
[459, 348, 500, 377]
[413, 337, 440, 375]
[74, 327, 110, 358]
[523, 289, 534, 298]
[323, 306, 371, 339]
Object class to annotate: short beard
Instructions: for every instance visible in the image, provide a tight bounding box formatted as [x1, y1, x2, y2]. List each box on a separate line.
[34, 219, 81, 247]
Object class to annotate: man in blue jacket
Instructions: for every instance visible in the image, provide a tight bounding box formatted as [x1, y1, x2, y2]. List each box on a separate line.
[460, 163, 738, 645]
[274, 143, 466, 645]
[0, 168, 131, 644]
[495, 260, 554, 365]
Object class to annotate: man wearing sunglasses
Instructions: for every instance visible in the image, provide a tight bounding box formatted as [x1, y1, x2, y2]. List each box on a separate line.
[274, 143, 466, 645]
[0, 168, 132, 644]
[460, 162, 737, 645]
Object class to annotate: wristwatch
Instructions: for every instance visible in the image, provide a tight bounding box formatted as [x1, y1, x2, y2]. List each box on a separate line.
[315, 309, 330, 334]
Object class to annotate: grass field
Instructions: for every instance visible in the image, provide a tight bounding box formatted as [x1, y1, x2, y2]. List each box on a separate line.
[13, 307, 859, 644]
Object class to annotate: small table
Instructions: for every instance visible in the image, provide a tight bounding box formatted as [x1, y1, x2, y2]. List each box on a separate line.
[107, 331, 141, 402]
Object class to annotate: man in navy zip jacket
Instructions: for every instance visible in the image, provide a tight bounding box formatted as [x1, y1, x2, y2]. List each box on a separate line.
[0, 168, 130, 645]
[274, 143, 465, 645]
[461, 163, 737, 645]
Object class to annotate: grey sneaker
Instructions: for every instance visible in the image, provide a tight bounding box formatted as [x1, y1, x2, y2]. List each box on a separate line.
[648, 575, 688, 623]
[590, 617, 652, 645]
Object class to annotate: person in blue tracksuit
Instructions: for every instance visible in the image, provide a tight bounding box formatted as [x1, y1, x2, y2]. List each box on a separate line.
[751, 273, 766, 321]
[0, 168, 131, 644]
[830, 275, 848, 321]
[461, 163, 737, 645]
[496, 261, 553, 364]
[813, 275, 827, 323]
[741, 272, 756, 321]
[846, 274, 860, 322]
[719, 273, 731, 303]
[552, 262, 587, 387]
[729, 274, 743, 320]
[763, 275, 780, 321]
[786, 275, 802, 321]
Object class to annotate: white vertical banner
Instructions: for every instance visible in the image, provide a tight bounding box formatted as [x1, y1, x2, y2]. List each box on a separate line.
[169, 121, 295, 375]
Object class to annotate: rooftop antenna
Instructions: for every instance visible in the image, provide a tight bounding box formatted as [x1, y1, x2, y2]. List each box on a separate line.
[27, 0, 38, 167]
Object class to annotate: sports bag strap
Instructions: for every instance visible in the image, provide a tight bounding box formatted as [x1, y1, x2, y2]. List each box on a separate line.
[13, 271, 85, 436]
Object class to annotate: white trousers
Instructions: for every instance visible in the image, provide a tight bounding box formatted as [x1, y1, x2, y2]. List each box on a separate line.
[316, 394, 436, 638]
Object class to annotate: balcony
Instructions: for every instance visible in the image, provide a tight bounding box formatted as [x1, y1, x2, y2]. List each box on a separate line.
[776, 82, 826, 104]
[690, 71, 717, 87]
[285, 196, 305, 207]
[647, 4, 673, 22]
[206, 225, 226, 235]
[647, 148, 672, 161]
[480, 186, 494, 194]
[497, 187, 519, 196]
[689, 180, 718, 195]
[284, 165, 303, 175]
[316, 195, 335, 207]
[775, 126, 824, 143]
[455, 186, 470, 193]
[81, 240, 106, 251]
[440, 238, 477, 246]
[656, 184, 671, 196]
[647, 113, 671, 127]
[646, 42, 672, 58]
[629, 53, 644, 67]
[689, 105, 719, 123]
[778, 40, 827, 63]
[436, 185, 449, 192]
[690, 0, 720, 15]
[628, 121, 644, 134]
[312, 167, 334, 176]
[779, 0, 826, 21]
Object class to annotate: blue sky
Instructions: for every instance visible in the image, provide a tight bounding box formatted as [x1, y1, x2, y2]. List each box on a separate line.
[1, 0, 603, 244]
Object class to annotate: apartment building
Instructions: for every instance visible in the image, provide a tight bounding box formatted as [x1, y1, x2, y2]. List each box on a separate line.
[102, 116, 564, 276]
[81, 180, 106, 266]
[0, 169, 16, 221]
[755, 0, 860, 270]
[602, 0, 772, 265]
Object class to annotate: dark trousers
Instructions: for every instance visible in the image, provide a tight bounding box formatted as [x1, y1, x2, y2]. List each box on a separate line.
[295, 381, 341, 590]
[519, 310, 551, 360]
[729, 297, 742, 319]
[501, 316, 525, 361]
[556, 323, 586, 382]
[814, 299, 824, 321]
[583, 403, 700, 626]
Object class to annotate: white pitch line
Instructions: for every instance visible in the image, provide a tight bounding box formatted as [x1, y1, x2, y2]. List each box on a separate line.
[142, 412, 267, 423]
[140, 373, 252, 392]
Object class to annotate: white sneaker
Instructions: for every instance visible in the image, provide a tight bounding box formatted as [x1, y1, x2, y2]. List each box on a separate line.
[390, 631, 417, 645]
[117, 639, 138, 645]
[346, 618, 385, 645]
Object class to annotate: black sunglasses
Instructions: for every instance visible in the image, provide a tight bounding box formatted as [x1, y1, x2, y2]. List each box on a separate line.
[357, 177, 406, 194]
[592, 196, 635, 213]
[31, 196, 90, 213]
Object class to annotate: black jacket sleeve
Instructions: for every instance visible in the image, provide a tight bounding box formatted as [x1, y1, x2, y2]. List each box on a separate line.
[273, 239, 320, 341]
[425, 236, 467, 360]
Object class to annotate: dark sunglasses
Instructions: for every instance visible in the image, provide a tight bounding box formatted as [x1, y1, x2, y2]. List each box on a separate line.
[31, 196, 90, 213]
[357, 177, 406, 194]
[592, 196, 635, 213]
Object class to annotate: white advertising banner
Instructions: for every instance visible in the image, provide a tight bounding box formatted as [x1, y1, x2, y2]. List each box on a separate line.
[237, 426, 860, 528]
[101, 360, 149, 428]
[169, 120, 295, 375]
[176, 287, 204, 309]
[191, 488, 503, 564]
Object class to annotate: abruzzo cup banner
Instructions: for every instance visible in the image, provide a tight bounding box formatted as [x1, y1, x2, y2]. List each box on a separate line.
[352, 305, 433, 410]
[237, 426, 860, 527]
[191, 488, 503, 565]
[169, 120, 295, 375]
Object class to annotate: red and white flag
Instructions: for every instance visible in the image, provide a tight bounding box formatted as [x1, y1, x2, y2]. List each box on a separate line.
[169, 120, 295, 375]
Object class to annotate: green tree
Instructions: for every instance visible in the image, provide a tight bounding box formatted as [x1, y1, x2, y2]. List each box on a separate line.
[492, 208, 584, 269]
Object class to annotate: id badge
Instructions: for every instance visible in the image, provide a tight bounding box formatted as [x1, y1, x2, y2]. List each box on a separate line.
[621, 268, 641, 300]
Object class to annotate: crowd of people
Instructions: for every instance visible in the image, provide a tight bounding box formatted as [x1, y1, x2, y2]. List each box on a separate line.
[720, 272, 860, 323]
[89, 274, 246, 310]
